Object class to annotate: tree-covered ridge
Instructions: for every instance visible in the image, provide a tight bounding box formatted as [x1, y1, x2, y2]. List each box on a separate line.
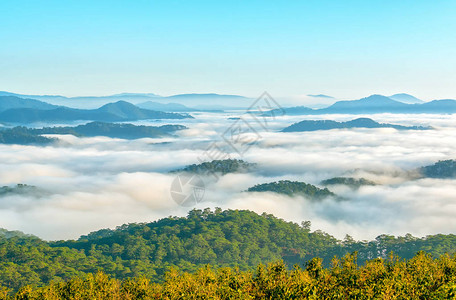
[0, 127, 56, 145]
[5, 252, 456, 299]
[172, 159, 256, 175]
[420, 159, 456, 178]
[32, 122, 187, 139]
[247, 180, 335, 199]
[0, 122, 187, 145]
[320, 177, 377, 188]
[0, 229, 35, 240]
[0, 209, 334, 292]
[282, 117, 430, 132]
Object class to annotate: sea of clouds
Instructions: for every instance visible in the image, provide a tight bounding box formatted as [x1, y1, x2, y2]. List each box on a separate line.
[1, 112, 456, 241]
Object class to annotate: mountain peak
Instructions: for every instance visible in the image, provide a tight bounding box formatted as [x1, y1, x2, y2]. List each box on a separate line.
[362, 94, 395, 102]
[98, 100, 137, 110]
[307, 94, 334, 99]
[389, 93, 424, 104]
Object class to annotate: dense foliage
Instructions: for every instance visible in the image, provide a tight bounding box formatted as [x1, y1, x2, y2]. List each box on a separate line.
[5, 252, 456, 299]
[0, 127, 55, 145]
[172, 159, 255, 175]
[247, 180, 335, 199]
[320, 177, 376, 188]
[2, 209, 456, 294]
[420, 159, 456, 178]
[0, 228, 35, 240]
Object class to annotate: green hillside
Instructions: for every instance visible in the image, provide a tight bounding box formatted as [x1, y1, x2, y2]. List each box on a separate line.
[2, 209, 456, 293]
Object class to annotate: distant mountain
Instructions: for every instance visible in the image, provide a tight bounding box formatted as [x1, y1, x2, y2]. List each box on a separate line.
[0, 91, 251, 109]
[137, 101, 197, 112]
[419, 99, 456, 112]
[0, 96, 57, 112]
[320, 95, 408, 114]
[307, 94, 334, 99]
[320, 177, 376, 188]
[282, 118, 430, 132]
[110, 92, 159, 98]
[164, 94, 251, 110]
[165, 93, 248, 101]
[96, 101, 173, 120]
[264, 106, 313, 116]
[389, 93, 424, 104]
[419, 160, 456, 179]
[269, 94, 456, 115]
[0, 91, 162, 108]
[0, 91, 66, 100]
[247, 180, 335, 199]
[0, 101, 192, 123]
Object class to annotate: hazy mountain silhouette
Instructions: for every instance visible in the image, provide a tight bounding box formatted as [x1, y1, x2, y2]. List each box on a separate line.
[0, 96, 57, 112]
[276, 94, 456, 115]
[137, 101, 197, 112]
[0, 91, 251, 110]
[389, 93, 424, 104]
[0, 101, 192, 123]
[307, 94, 334, 99]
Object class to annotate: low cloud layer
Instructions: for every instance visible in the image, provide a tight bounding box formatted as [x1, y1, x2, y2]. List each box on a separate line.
[1, 113, 456, 241]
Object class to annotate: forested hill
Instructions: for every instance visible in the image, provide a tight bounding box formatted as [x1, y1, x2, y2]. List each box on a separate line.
[247, 180, 335, 199]
[320, 177, 377, 188]
[172, 159, 255, 175]
[420, 159, 456, 178]
[2, 209, 456, 292]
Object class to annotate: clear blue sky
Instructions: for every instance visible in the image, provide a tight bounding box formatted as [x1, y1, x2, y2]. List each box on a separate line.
[1, 0, 455, 100]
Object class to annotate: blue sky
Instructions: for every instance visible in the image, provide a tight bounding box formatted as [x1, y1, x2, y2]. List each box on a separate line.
[1, 0, 455, 100]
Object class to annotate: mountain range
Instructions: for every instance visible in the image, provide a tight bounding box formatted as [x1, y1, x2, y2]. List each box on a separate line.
[0, 91, 251, 110]
[3, 92, 456, 119]
[271, 94, 456, 115]
[282, 117, 431, 132]
[136, 101, 198, 112]
[0, 95, 57, 112]
[0, 97, 192, 123]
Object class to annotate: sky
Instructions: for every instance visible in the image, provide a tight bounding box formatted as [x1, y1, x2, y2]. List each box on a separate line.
[1, 0, 455, 100]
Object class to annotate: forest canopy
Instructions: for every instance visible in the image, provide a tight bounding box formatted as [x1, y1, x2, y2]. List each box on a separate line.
[2, 209, 456, 293]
